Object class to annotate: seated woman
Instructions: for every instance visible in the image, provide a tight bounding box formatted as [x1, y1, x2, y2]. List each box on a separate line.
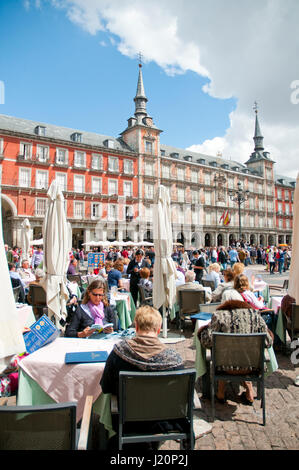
[65, 280, 117, 338]
[108, 259, 124, 291]
[198, 299, 273, 404]
[211, 268, 234, 303]
[204, 263, 221, 289]
[138, 267, 153, 297]
[101, 305, 183, 395]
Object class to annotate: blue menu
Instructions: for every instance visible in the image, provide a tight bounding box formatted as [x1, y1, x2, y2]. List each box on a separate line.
[23, 314, 60, 354]
[65, 351, 108, 364]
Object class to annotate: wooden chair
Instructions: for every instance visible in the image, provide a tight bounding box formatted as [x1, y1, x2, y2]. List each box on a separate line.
[211, 333, 267, 425]
[0, 395, 93, 450]
[28, 284, 48, 318]
[117, 370, 196, 450]
[290, 304, 299, 341]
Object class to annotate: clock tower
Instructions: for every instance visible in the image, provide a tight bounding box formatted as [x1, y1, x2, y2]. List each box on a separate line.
[120, 63, 162, 156]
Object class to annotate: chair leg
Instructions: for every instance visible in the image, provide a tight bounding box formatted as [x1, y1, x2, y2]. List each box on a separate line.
[261, 382, 266, 426]
[211, 378, 215, 422]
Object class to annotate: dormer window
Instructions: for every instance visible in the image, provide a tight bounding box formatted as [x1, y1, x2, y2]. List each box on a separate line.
[197, 158, 205, 165]
[71, 132, 82, 143]
[35, 126, 46, 136]
[184, 155, 192, 162]
[210, 161, 217, 167]
[104, 139, 115, 149]
[170, 152, 179, 159]
[160, 149, 166, 156]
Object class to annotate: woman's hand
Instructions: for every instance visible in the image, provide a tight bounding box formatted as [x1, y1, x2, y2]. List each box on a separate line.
[78, 327, 96, 338]
[103, 326, 114, 334]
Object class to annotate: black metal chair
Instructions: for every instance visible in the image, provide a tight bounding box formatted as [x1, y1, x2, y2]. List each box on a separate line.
[210, 332, 267, 425]
[28, 284, 48, 318]
[118, 369, 196, 450]
[13, 286, 21, 302]
[0, 396, 93, 450]
[177, 289, 206, 330]
[138, 285, 153, 306]
[290, 304, 299, 341]
[202, 279, 215, 291]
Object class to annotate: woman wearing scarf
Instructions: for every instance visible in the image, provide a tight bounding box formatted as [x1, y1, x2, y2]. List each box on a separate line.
[65, 280, 117, 338]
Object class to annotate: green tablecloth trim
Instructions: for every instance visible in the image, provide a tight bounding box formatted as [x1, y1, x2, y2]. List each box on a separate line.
[115, 293, 136, 330]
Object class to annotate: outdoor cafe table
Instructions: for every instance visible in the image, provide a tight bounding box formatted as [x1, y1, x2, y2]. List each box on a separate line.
[111, 292, 136, 330]
[269, 296, 285, 344]
[17, 336, 120, 434]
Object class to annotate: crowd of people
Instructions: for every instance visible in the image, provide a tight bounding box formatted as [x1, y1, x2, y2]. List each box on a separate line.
[3, 238, 297, 448]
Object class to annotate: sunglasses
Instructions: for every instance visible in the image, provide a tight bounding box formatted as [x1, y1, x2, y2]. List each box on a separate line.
[90, 292, 104, 297]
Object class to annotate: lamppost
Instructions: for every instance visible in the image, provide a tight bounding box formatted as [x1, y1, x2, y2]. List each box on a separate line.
[214, 172, 226, 246]
[229, 182, 249, 242]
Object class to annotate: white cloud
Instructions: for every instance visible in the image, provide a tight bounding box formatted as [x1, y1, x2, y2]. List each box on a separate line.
[49, 0, 299, 178]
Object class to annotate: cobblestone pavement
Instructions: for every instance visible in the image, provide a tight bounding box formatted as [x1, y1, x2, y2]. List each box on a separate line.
[160, 264, 299, 450]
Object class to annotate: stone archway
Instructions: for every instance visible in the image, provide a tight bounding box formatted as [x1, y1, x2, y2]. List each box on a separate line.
[176, 232, 185, 245]
[205, 233, 211, 247]
[268, 234, 275, 246]
[217, 233, 223, 247]
[250, 234, 256, 245]
[260, 235, 265, 246]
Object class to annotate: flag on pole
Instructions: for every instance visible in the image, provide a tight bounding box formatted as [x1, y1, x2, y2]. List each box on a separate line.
[223, 211, 231, 226]
[219, 210, 225, 223]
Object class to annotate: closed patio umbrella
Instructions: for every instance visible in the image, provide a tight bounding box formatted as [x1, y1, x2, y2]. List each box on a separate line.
[41, 180, 69, 326]
[20, 218, 31, 261]
[288, 173, 299, 303]
[152, 185, 177, 338]
[0, 202, 25, 372]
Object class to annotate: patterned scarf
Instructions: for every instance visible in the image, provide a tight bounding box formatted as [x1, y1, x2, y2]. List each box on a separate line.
[87, 301, 105, 326]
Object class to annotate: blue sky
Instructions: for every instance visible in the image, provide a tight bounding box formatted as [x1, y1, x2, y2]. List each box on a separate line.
[0, 1, 236, 149]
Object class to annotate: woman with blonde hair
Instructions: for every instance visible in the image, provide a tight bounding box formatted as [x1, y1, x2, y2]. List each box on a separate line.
[65, 280, 117, 338]
[232, 262, 244, 277]
[205, 262, 221, 289]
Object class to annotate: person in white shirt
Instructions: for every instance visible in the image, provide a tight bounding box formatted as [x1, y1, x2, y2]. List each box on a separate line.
[176, 270, 212, 303]
[268, 248, 275, 274]
[18, 259, 36, 288]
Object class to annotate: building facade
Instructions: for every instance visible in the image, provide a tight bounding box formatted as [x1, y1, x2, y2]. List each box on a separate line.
[0, 65, 295, 249]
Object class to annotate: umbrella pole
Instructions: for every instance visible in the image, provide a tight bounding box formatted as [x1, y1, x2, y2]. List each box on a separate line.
[162, 305, 167, 338]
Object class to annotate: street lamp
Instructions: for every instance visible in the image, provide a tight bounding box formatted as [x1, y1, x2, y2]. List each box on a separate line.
[229, 182, 249, 242]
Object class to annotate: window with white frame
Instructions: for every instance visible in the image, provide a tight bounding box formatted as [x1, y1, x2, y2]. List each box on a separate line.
[249, 197, 254, 209]
[91, 177, 102, 194]
[248, 180, 254, 192]
[278, 218, 283, 229]
[91, 153, 103, 170]
[74, 174, 85, 193]
[177, 167, 185, 181]
[205, 191, 211, 205]
[56, 148, 68, 165]
[125, 205, 134, 221]
[36, 144, 49, 162]
[108, 204, 117, 220]
[36, 170, 48, 189]
[56, 172, 67, 192]
[258, 183, 263, 194]
[108, 156, 119, 172]
[123, 159, 133, 174]
[285, 204, 290, 215]
[268, 201, 273, 212]
[250, 215, 254, 227]
[74, 201, 84, 219]
[19, 168, 31, 187]
[123, 181, 132, 197]
[0, 138, 3, 155]
[74, 150, 86, 168]
[191, 170, 198, 183]
[191, 190, 199, 204]
[278, 202, 282, 213]
[286, 219, 290, 229]
[144, 205, 152, 222]
[259, 198, 264, 210]
[108, 179, 118, 196]
[144, 161, 154, 176]
[205, 211, 211, 225]
[36, 198, 47, 217]
[145, 140, 153, 154]
[145, 183, 154, 199]
[228, 176, 234, 189]
[204, 172, 211, 186]
[178, 187, 185, 203]
[91, 202, 101, 219]
[20, 142, 32, 159]
[277, 188, 282, 200]
[285, 191, 289, 201]
[267, 217, 273, 228]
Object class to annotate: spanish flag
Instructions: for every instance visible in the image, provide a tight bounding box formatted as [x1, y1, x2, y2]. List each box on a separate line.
[223, 210, 231, 226]
[219, 210, 225, 223]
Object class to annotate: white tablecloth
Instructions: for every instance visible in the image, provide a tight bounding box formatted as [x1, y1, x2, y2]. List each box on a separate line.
[19, 337, 119, 421]
[271, 296, 283, 314]
[16, 304, 35, 330]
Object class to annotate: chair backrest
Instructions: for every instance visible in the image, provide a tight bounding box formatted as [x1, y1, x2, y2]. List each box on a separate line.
[202, 279, 215, 290]
[119, 369, 196, 424]
[291, 304, 299, 338]
[0, 402, 77, 450]
[138, 285, 152, 304]
[178, 289, 206, 314]
[67, 274, 82, 286]
[13, 286, 21, 302]
[198, 302, 221, 314]
[29, 284, 47, 305]
[212, 333, 266, 372]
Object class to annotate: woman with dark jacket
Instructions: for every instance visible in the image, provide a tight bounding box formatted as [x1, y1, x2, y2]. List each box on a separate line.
[65, 280, 118, 338]
[127, 249, 151, 306]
